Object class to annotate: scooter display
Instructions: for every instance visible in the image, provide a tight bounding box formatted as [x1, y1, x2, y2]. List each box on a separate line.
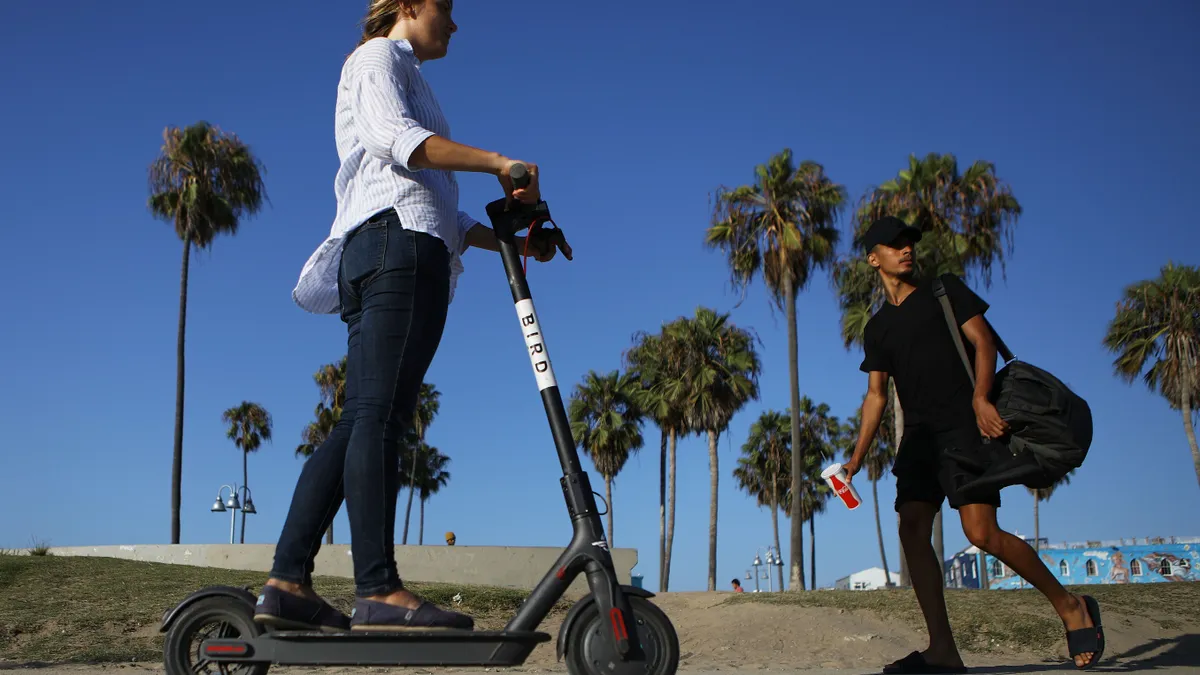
[158, 164, 681, 675]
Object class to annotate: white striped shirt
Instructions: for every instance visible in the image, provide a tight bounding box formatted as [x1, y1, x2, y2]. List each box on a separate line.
[292, 37, 479, 314]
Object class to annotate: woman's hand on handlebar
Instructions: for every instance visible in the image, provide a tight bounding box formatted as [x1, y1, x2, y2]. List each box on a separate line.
[497, 159, 539, 209]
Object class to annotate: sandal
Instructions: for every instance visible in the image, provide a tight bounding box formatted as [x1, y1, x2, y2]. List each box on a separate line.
[1066, 595, 1105, 669]
[882, 651, 968, 674]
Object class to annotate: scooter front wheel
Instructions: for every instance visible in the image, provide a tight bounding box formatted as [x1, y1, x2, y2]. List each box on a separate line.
[163, 595, 269, 675]
[564, 595, 679, 675]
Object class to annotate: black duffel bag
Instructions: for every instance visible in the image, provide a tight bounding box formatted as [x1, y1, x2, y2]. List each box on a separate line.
[933, 278, 1093, 492]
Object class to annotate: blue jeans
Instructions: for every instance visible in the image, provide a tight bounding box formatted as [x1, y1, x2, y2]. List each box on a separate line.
[270, 209, 450, 597]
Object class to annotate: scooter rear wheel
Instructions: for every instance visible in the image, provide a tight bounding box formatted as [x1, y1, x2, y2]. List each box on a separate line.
[564, 595, 679, 675]
[163, 595, 269, 675]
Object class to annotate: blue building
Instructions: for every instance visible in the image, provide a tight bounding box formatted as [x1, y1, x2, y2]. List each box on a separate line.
[945, 535, 1200, 589]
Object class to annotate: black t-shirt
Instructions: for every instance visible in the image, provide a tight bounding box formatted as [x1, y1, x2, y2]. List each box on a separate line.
[859, 273, 990, 433]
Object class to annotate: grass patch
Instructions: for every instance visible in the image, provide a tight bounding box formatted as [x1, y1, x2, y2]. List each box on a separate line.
[726, 582, 1200, 656]
[5, 553, 1197, 665]
[0, 553, 570, 665]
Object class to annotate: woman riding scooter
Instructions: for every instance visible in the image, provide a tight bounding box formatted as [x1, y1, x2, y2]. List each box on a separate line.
[255, 0, 567, 633]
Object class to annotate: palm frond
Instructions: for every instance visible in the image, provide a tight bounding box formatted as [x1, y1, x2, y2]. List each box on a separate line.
[568, 369, 646, 480]
[221, 401, 273, 455]
[148, 121, 267, 248]
[706, 149, 846, 312]
[1103, 262, 1200, 409]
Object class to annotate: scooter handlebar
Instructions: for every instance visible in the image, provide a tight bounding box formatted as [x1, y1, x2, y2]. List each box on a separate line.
[509, 162, 530, 190]
[486, 162, 550, 240]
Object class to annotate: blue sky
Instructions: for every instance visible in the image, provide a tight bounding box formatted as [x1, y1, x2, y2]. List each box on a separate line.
[1, 0, 1197, 593]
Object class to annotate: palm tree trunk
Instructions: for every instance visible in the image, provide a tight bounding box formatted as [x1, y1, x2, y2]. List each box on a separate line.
[664, 428, 678, 591]
[891, 380, 908, 587]
[325, 523, 333, 545]
[933, 507, 944, 586]
[796, 511, 806, 591]
[240, 451, 248, 544]
[1182, 390, 1200, 490]
[659, 429, 667, 591]
[402, 464, 417, 544]
[170, 235, 190, 545]
[771, 487, 784, 592]
[809, 514, 816, 590]
[605, 476, 615, 548]
[1033, 496, 1040, 554]
[785, 277, 805, 591]
[873, 479, 891, 586]
[706, 428, 720, 592]
[419, 498, 426, 545]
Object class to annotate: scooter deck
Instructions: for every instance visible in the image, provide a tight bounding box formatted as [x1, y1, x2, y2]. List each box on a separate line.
[202, 629, 552, 667]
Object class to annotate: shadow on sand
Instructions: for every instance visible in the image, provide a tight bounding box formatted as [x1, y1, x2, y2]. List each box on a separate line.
[959, 632, 1200, 673]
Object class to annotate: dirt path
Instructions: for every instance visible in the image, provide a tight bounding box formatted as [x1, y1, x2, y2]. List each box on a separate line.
[3, 591, 1195, 673]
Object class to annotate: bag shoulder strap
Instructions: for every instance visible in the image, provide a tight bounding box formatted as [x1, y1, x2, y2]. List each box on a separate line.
[932, 278, 977, 386]
[931, 277, 1015, 387]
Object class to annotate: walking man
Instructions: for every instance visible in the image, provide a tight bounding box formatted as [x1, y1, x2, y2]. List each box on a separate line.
[842, 216, 1105, 672]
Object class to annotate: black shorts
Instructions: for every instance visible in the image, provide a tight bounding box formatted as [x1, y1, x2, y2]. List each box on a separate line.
[893, 426, 1002, 511]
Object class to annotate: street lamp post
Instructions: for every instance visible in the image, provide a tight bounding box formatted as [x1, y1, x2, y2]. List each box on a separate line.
[211, 484, 256, 544]
[752, 545, 785, 592]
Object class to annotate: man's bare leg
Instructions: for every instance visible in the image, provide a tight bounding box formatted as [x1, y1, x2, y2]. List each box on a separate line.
[896, 500, 964, 669]
[959, 504, 1096, 668]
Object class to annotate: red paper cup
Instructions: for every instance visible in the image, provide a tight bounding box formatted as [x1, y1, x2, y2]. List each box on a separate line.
[822, 463, 862, 510]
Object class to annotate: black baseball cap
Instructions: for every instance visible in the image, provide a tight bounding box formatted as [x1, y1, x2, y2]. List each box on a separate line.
[857, 216, 922, 252]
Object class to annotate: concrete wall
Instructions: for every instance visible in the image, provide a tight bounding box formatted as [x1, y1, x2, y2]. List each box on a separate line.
[29, 544, 638, 594]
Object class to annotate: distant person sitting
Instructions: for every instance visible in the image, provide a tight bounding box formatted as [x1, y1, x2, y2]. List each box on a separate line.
[445, 532, 456, 546]
[731, 579, 744, 593]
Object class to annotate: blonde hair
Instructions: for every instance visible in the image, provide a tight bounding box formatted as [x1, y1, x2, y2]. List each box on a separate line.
[357, 0, 420, 47]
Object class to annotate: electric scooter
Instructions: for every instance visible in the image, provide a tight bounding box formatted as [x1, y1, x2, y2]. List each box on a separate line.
[158, 164, 681, 675]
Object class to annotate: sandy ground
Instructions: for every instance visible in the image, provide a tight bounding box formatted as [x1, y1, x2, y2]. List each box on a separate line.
[2, 592, 1195, 673]
[14, 662, 1200, 667]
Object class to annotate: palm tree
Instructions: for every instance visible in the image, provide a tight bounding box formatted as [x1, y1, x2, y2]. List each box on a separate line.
[403, 383, 441, 545]
[1103, 263, 1200, 489]
[417, 446, 451, 545]
[297, 404, 339, 458]
[839, 396, 898, 586]
[798, 486, 829, 590]
[791, 398, 838, 589]
[314, 357, 348, 411]
[666, 307, 762, 591]
[1028, 472, 1072, 554]
[706, 149, 845, 590]
[733, 410, 791, 591]
[221, 401, 273, 544]
[149, 121, 266, 544]
[848, 151, 1022, 578]
[854, 152, 1023, 289]
[625, 331, 691, 591]
[296, 356, 347, 544]
[568, 370, 646, 548]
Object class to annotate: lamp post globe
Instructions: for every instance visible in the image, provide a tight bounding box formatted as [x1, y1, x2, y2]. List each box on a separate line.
[212, 484, 256, 544]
